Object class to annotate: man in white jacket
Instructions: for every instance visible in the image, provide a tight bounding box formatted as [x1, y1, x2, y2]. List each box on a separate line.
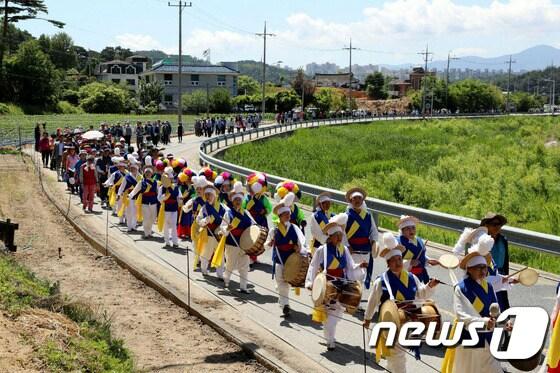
[306, 213, 367, 351]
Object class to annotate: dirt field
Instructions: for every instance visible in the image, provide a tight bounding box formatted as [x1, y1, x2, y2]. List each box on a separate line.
[0, 154, 268, 373]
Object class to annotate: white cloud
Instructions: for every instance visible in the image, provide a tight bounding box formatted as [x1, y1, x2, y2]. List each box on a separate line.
[184, 29, 260, 62]
[115, 33, 162, 50]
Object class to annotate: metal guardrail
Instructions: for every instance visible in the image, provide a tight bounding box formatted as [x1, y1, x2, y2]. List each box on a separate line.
[199, 115, 560, 256]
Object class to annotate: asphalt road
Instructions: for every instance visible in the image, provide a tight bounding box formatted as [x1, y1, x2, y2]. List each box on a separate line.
[44, 130, 560, 372]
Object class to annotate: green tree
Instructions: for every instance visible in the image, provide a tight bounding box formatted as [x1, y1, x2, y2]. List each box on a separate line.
[237, 74, 259, 95]
[182, 90, 207, 114]
[313, 87, 346, 113]
[449, 79, 504, 113]
[78, 82, 128, 113]
[138, 80, 164, 106]
[5, 39, 59, 106]
[3, 23, 31, 55]
[210, 88, 232, 113]
[0, 0, 64, 66]
[100, 46, 132, 62]
[48, 32, 77, 70]
[365, 72, 387, 100]
[510, 92, 543, 112]
[292, 68, 315, 108]
[275, 90, 300, 112]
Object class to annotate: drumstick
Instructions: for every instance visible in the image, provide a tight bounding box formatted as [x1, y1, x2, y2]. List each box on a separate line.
[434, 278, 452, 287]
[506, 266, 528, 279]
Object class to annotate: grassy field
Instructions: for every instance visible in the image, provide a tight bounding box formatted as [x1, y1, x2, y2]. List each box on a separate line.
[220, 116, 560, 273]
[0, 252, 133, 371]
[0, 112, 276, 143]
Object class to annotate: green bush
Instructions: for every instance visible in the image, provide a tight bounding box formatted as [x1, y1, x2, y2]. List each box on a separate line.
[210, 88, 232, 113]
[0, 102, 24, 115]
[79, 82, 128, 113]
[56, 100, 84, 114]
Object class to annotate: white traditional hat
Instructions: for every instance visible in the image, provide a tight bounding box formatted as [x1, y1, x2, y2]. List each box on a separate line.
[398, 215, 420, 230]
[273, 192, 295, 216]
[229, 181, 245, 201]
[379, 232, 405, 261]
[322, 213, 348, 236]
[459, 233, 495, 270]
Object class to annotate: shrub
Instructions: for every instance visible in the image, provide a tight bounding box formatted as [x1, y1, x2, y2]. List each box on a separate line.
[56, 100, 84, 114]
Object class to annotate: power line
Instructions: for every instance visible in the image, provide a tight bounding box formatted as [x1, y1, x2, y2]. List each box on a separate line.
[255, 21, 275, 117]
[343, 38, 359, 107]
[505, 55, 516, 112]
[168, 1, 192, 127]
[418, 45, 433, 117]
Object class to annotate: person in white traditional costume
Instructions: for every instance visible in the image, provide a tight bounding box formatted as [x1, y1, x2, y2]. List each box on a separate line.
[363, 232, 438, 373]
[441, 233, 513, 373]
[195, 181, 227, 278]
[117, 157, 142, 232]
[221, 181, 253, 293]
[343, 187, 378, 308]
[306, 213, 367, 351]
[265, 192, 307, 317]
[309, 192, 334, 255]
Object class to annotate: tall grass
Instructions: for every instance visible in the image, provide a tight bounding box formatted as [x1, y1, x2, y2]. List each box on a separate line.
[220, 116, 560, 273]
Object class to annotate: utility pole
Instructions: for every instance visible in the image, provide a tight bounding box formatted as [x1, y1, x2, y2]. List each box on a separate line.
[168, 1, 192, 127]
[343, 38, 359, 111]
[206, 82, 209, 117]
[256, 21, 275, 118]
[446, 52, 459, 109]
[505, 55, 516, 113]
[418, 45, 433, 117]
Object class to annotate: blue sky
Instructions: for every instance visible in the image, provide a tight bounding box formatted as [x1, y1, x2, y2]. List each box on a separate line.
[17, 0, 560, 68]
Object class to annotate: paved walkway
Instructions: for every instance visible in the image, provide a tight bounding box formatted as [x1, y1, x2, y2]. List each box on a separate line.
[29, 129, 558, 373]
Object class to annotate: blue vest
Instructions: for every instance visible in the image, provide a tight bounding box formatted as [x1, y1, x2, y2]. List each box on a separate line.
[201, 202, 225, 234]
[312, 209, 332, 247]
[109, 165, 117, 175]
[458, 277, 497, 347]
[399, 235, 430, 283]
[273, 223, 299, 265]
[225, 208, 253, 246]
[379, 270, 417, 305]
[161, 186, 179, 212]
[321, 243, 348, 280]
[245, 195, 268, 228]
[346, 208, 373, 253]
[124, 173, 139, 199]
[140, 179, 158, 205]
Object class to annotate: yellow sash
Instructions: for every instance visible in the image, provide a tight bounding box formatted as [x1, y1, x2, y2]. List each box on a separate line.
[211, 235, 227, 268]
[548, 314, 560, 369]
[440, 319, 459, 373]
[312, 305, 327, 323]
[118, 190, 130, 217]
[108, 176, 125, 207]
[157, 192, 170, 232]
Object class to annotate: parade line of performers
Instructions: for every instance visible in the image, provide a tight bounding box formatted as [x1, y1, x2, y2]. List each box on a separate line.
[63, 147, 559, 373]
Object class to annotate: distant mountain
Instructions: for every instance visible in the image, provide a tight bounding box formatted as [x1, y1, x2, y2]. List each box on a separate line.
[377, 45, 560, 73]
[428, 45, 560, 72]
[133, 50, 207, 67]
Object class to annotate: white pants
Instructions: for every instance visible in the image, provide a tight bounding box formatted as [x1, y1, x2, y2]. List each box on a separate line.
[452, 344, 504, 373]
[324, 302, 345, 345]
[352, 252, 369, 302]
[386, 345, 407, 373]
[163, 211, 178, 245]
[125, 201, 137, 230]
[115, 199, 125, 223]
[142, 203, 157, 237]
[200, 241, 224, 278]
[274, 263, 290, 307]
[224, 244, 249, 290]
